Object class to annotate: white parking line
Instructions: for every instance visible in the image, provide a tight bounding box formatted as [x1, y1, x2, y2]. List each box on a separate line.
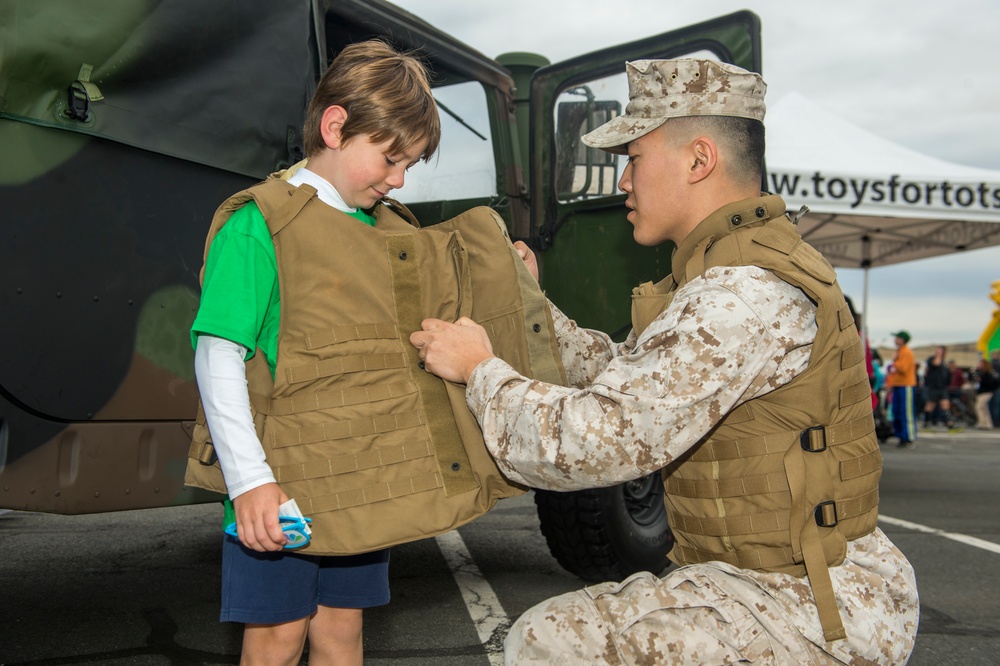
[879, 514, 1000, 555]
[435, 530, 509, 665]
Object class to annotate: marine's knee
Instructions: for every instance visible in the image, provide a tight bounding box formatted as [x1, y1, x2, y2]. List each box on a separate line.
[503, 592, 620, 665]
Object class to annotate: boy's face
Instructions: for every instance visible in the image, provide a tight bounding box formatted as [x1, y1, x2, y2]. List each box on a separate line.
[327, 133, 429, 210]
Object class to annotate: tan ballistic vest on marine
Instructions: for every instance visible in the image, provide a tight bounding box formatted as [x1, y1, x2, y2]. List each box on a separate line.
[185, 175, 566, 555]
[632, 195, 881, 642]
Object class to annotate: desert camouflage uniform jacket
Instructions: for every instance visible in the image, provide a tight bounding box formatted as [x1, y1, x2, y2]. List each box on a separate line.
[465, 196, 918, 663]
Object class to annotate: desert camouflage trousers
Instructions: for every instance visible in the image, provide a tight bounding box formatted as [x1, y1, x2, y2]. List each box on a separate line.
[504, 555, 916, 665]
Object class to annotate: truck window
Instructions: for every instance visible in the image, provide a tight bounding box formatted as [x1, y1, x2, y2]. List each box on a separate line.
[551, 50, 723, 204]
[553, 71, 627, 202]
[398, 80, 496, 204]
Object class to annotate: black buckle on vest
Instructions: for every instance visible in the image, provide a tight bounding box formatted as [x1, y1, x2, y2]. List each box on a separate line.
[800, 425, 827, 452]
[815, 501, 838, 527]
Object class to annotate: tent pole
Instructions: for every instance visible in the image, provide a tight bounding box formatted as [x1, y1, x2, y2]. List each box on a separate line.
[863, 267, 870, 341]
[861, 234, 871, 342]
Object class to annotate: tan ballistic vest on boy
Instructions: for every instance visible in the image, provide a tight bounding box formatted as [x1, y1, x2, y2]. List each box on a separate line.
[185, 176, 566, 554]
[631, 195, 881, 642]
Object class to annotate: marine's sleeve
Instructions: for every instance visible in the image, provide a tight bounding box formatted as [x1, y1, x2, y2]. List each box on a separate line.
[465, 266, 817, 490]
[546, 299, 635, 388]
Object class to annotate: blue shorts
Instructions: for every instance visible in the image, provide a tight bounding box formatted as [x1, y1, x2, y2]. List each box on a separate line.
[220, 535, 390, 624]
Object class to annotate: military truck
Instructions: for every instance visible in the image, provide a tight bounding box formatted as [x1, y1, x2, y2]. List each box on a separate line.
[0, 0, 761, 582]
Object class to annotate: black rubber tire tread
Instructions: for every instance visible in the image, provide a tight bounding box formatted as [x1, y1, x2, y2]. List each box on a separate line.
[533, 477, 674, 583]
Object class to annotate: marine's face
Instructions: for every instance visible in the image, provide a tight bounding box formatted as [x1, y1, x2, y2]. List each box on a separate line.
[329, 133, 428, 210]
[618, 127, 689, 247]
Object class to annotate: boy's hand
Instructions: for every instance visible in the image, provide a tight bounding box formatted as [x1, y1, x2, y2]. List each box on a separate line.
[410, 317, 494, 384]
[232, 483, 290, 552]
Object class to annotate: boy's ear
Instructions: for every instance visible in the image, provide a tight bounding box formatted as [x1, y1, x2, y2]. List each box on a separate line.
[320, 105, 349, 150]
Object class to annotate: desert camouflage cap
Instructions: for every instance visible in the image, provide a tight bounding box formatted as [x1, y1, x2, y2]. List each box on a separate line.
[582, 58, 767, 154]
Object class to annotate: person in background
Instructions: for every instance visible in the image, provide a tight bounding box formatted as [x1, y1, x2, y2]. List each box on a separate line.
[889, 330, 918, 448]
[990, 350, 1000, 427]
[946, 360, 969, 426]
[922, 345, 953, 429]
[973, 358, 998, 430]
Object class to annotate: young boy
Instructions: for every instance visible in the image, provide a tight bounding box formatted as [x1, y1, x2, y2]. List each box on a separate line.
[191, 40, 440, 665]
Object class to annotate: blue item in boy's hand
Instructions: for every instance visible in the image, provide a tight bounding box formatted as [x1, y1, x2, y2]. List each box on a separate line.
[224, 516, 314, 549]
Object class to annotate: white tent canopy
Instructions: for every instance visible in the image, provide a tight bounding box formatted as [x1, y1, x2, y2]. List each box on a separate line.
[765, 92, 1000, 270]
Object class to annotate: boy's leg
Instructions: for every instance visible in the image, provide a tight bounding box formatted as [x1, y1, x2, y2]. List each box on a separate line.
[242, 619, 309, 666]
[221, 536, 323, 664]
[307, 549, 390, 665]
[306, 606, 363, 666]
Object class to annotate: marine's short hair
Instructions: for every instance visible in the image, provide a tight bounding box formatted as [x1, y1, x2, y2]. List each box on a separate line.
[303, 40, 441, 161]
[661, 115, 765, 187]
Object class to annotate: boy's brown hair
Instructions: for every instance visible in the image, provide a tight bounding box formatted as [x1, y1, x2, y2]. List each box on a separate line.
[303, 40, 440, 161]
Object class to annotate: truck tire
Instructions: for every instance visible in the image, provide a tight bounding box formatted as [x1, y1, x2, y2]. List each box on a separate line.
[533, 473, 674, 583]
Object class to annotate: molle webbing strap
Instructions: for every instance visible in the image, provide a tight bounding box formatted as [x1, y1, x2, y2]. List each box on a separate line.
[784, 440, 847, 641]
[267, 410, 423, 448]
[840, 339, 865, 370]
[670, 509, 790, 537]
[305, 323, 398, 350]
[667, 470, 789, 498]
[837, 302, 856, 331]
[299, 471, 444, 515]
[840, 450, 882, 480]
[668, 488, 877, 538]
[840, 378, 874, 408]
[284, 353, 407, 385]
[687, 414, 874, 462]
[274, 439, 434, 483]
[263, 381, 416, 417]
[385, 233, 479, 496]
[671, 543, 796, 571]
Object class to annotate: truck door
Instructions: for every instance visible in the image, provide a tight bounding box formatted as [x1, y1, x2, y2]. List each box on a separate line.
[529, 11, 763, 335]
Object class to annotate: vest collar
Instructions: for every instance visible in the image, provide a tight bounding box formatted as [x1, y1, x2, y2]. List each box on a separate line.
[670, 193, 786, 285]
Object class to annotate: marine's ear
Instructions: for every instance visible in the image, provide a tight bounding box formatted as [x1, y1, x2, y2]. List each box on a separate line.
[688, 136, 718, 184]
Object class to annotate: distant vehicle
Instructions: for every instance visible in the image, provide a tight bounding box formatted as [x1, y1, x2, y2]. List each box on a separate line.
[0, 0, 761, 582]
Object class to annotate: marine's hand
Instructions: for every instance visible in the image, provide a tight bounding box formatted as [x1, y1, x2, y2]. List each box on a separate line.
[513, 240, 539, 282]
[410, 317, 494, 384]
[232, 483, 290, 552]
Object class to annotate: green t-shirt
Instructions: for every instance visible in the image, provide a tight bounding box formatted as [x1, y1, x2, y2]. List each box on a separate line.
[192, 197, 376, 528]
[190, 199, 376, 378]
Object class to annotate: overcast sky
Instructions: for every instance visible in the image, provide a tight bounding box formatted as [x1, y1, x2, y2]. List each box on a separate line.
[396, 0, 1000, 350]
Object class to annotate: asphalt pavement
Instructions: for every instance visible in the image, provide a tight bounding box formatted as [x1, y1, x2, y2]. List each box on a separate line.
[1, 426, 998, 665]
